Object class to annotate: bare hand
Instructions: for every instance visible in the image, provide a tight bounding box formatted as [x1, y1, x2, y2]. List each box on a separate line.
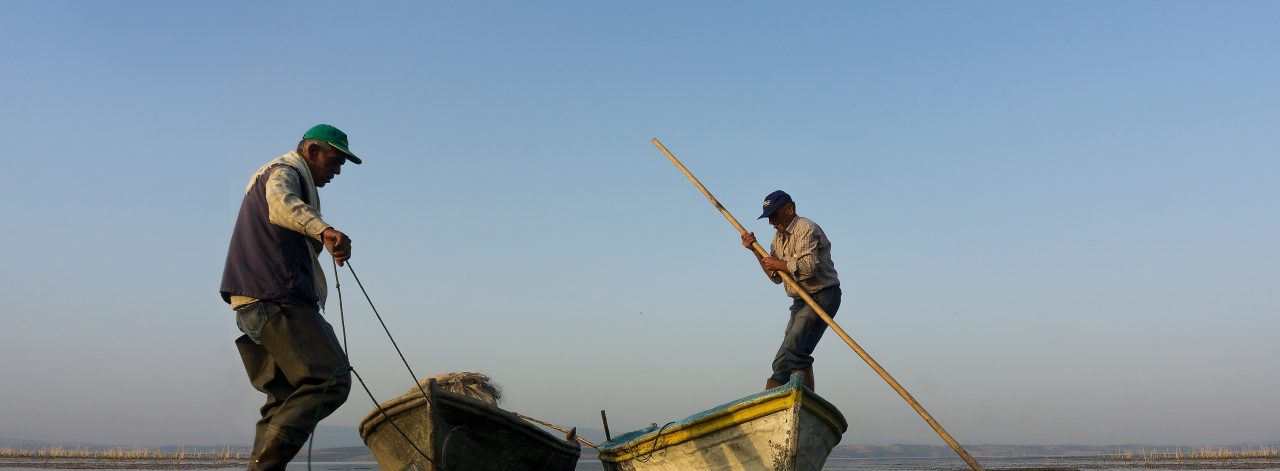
[322, 228, 352, 266]
[761, 257, 788, 273]
[741, 232, 758, 250]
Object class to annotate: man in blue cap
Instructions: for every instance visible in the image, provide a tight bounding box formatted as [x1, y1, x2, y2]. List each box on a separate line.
[220, 124, 362, 470]
[741, 190, 842, 391]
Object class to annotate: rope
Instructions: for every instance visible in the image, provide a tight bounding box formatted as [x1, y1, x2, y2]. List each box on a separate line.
[631, 421, 676, 463]
[348, 369, 436, 465]
[296, 259, 577, 469]
[300, 259, 437, 470]
[514, 412, 599, 450]
[306, 365, 352, 471]
[334, 258, 348, 353]
[345, 261, 433, 405]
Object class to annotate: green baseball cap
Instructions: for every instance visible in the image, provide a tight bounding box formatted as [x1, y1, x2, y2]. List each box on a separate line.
[302, 124, 362, 164]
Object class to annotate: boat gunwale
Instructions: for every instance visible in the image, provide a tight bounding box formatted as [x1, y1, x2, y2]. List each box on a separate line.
[431, 389, 583, 454]
[598, 373, 847, 462]
[359, 382, 580, 456]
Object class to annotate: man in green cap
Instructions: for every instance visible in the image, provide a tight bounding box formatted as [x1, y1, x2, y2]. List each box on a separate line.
[220, 124, 362, 470]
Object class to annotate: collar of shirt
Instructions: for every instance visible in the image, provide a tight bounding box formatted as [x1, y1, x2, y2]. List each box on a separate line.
[779, 217, 799, 236]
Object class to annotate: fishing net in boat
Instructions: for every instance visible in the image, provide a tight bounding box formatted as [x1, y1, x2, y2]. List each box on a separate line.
[424, 371, 501, 405]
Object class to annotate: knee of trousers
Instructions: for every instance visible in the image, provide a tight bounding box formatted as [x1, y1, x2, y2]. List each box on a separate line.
[329, 374, 353, 402]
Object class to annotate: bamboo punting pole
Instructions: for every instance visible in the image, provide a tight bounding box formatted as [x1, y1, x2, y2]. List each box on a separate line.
[652, 138, 986, 471]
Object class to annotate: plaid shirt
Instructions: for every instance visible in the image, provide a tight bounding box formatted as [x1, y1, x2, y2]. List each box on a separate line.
[769, 216, 840, 298]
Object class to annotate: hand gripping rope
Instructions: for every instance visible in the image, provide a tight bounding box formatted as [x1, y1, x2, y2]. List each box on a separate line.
[304, 260, 597, 470]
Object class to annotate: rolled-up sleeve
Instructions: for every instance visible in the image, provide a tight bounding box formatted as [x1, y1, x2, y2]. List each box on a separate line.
[767, 240, 784, 285]
[264, 167, 329, 240]
[768, 270, 784, 285]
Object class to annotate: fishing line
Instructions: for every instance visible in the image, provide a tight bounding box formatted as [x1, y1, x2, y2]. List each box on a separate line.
[343, 261, 432, 405]
[301, 258, 581, 469]
[631, 421, 677, 463]
[300, 259, 437, 470]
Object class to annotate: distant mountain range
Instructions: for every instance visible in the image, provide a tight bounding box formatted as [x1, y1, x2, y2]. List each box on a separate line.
[0, 425, 366, 451]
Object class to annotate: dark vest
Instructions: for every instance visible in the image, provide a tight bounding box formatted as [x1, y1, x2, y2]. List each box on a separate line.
[220, 164, 321, 307]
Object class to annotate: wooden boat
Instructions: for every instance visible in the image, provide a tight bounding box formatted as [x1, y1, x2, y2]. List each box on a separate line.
[358, 372, 581, 471]
[597, 371, 847, 471]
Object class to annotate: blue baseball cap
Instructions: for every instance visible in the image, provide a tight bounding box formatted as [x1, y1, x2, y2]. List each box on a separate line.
[757, 190, 792, 219]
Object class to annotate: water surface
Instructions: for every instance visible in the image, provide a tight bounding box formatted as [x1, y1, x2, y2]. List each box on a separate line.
[3, 456, 1278, 471]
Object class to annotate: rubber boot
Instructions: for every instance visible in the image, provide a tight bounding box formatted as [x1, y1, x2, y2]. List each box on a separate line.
[247, 431, 265, 464]
[248, 436, 304, 471]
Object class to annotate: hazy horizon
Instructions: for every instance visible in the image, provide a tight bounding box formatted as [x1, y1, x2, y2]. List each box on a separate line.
[4, 426, 1279, 450]
[2, 0, 1277, 450]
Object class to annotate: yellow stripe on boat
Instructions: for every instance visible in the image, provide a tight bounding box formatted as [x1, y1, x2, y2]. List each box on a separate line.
[602, 388, 799, 462]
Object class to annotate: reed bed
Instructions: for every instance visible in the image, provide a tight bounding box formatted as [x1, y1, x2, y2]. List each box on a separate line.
[0, 445, 247, 461]
[1108, 446, 1279, 461]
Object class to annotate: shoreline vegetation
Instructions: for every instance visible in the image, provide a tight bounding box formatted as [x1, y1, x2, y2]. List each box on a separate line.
[0, 447, 246, 469]
[0, 444, 376, 468]
[0, 446, 247, 461]
[1107, 446, 1279, 461]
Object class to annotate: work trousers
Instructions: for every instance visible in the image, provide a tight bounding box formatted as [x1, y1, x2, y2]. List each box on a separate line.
[235, 301, 351, 447]
[770, 285, 841, 383]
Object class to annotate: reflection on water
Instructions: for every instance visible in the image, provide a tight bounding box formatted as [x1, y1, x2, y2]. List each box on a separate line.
[2, 456, 1278, 471]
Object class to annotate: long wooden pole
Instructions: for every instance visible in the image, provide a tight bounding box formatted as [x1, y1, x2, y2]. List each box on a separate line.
[652, 138, 985, 471]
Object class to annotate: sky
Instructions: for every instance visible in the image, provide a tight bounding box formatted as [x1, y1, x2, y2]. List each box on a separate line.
[1, 0, 1277, 449]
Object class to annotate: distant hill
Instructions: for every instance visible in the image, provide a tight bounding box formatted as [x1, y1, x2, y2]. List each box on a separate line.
[308, 425, 365, 448]
[0, 436, 63, 448]
[297, 445, 374, 462]
[0, 424, 602, 463]
[0, 424, 362, 451]
[0, 426, 363, 456]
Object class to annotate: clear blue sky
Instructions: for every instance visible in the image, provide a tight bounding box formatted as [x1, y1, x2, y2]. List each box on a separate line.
[1, 1, 1277, 447]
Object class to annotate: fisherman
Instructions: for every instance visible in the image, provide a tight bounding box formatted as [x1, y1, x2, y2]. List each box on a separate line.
[220, 124, 360, 470]
[740, 190, 841, 391]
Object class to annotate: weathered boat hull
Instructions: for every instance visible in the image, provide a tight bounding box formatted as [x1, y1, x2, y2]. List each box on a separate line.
[359, 373, 581, 471]
[598, 372, 846, 471]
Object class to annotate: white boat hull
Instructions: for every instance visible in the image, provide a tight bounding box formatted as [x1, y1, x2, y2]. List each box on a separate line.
[599, 372, 846, 471]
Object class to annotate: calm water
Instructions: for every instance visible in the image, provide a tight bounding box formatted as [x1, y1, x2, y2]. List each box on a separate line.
[4, 456, 1279, 470]
[574, 456, 1280, 471]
